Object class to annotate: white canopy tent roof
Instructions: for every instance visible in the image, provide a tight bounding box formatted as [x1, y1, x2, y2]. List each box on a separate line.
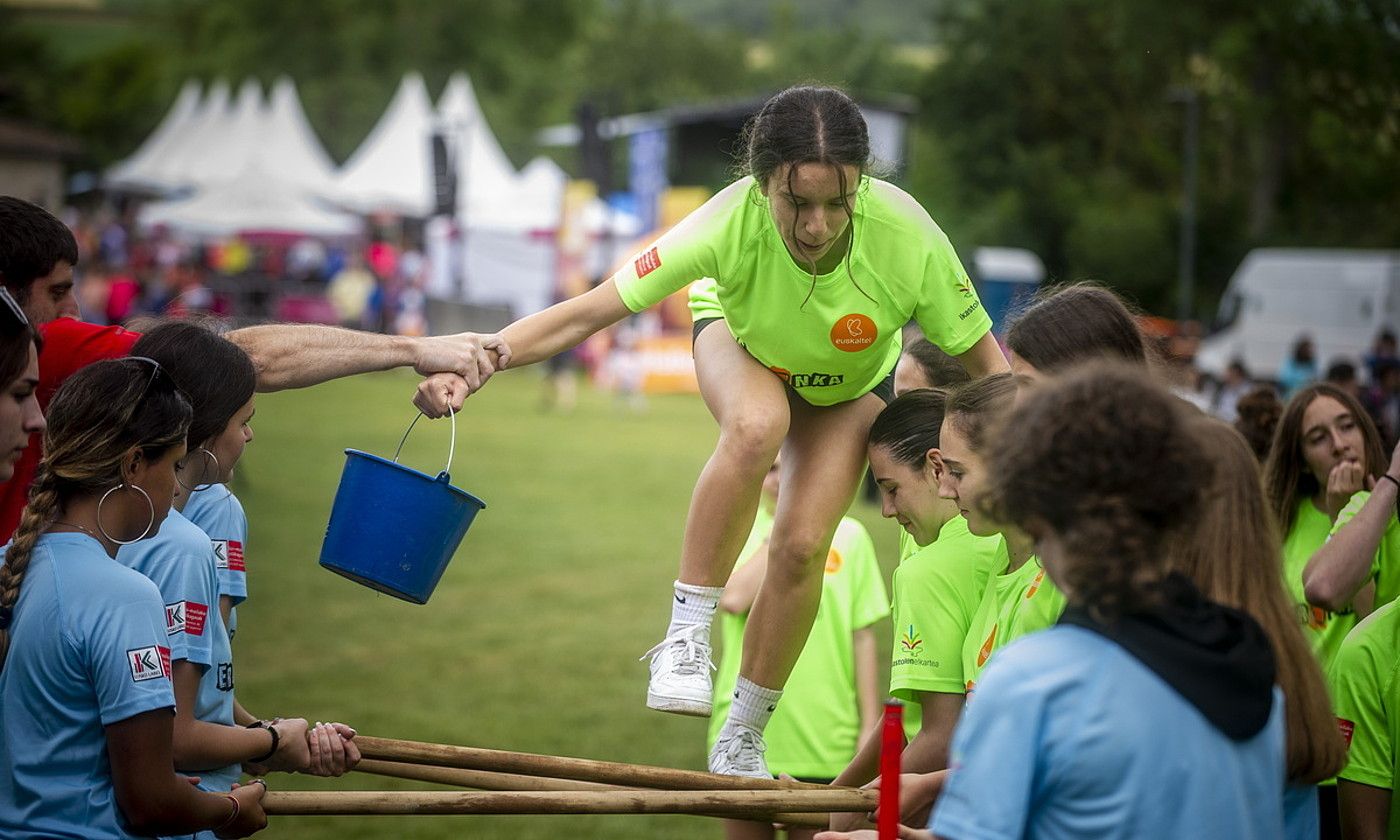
[437, 72, 520, 221]
[260, 77, 339, 197]
[187, 79, 265, 188]
[331, 73, 437, 216]
[105, 79, 203, 193]
[138, 163, 362, 239]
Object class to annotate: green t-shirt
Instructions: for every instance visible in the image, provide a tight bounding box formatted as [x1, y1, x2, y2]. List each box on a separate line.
[1284, 498, 1361, 668]
[890, 516, 1002, 703]
[959, 538, 1066, 692]
[612, 177, 993, 406]
[1332, 490, 1400, 610]
[1329, 598, 1400, 836]
[709, 515, 890, 778]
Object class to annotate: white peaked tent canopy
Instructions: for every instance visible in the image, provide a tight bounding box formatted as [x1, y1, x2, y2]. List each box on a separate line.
[260, 77, 339, 196]
[141, 78, 231, 192]
[138, 162, 361, 239]
[332, 73, 436, 216]
[106, 79, 203, 193]
[187, 78, 265, 188]
[436, 72, 521, 222]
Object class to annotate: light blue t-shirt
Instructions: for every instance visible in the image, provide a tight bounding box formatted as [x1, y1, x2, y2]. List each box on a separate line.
[930, 626, 1287, 840]
[1283, 784, 1319, 840]
[0, 533, 176, 839]
[182, 484, 248, 638]
[117, 510, 239, 797]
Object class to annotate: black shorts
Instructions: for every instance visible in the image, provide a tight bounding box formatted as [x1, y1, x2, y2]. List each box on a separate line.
[692, 317, 895, 405]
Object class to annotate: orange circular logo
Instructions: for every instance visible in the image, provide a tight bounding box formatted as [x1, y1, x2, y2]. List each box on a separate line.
[825, 548, 843, 574]
[830, 313, 877, 352]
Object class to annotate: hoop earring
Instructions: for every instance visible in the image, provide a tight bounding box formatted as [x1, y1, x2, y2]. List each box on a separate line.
[176, 448, 222, 492]
[96, 484, 156, 546]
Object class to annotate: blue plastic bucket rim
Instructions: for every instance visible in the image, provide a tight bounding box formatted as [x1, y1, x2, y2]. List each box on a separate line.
[342, 448, 486, 508]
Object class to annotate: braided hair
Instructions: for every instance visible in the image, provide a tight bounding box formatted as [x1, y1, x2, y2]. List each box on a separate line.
[0, 358, 190, 670]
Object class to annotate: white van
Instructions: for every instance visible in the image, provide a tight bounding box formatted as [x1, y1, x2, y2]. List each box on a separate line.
[1195, 249, 1400, 381]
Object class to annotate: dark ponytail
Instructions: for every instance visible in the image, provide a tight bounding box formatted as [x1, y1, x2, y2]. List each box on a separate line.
[869, 389, 948, 467]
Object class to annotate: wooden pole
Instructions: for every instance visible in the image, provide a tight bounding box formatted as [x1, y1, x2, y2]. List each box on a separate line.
[263, 789, 877, 817]
[356, 758, 621, 792]
[352, 759, 829, 828]
[355, 735, 832, 792]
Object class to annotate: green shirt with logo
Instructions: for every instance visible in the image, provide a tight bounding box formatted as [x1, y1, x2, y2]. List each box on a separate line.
[1329, 598, 1400, 836]
[612, 177, 992, 406]
[1284, 498, 1361, 669]
[960, 537, 1066, 692]
[709, 514, 890, 778]
[890, 517, 1002, 705]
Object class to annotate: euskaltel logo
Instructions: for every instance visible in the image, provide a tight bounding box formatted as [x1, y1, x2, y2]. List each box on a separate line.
[830, 313, 877, 352]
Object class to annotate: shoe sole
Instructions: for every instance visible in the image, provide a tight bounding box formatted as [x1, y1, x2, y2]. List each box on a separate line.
[647, 692, 712, 717]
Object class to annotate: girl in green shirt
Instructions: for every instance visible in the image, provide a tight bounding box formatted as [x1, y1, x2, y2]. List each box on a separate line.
[416, 85, 1008, 778]
[1263, 384, 1388, 667]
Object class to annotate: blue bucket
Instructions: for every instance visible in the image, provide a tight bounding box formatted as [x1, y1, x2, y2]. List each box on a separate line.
[319, 410, 484, 604]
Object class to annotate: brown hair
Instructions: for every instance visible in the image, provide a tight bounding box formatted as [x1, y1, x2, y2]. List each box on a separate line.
[901, 337, 971, 390]
[1233, 386, 1283, 464]
[868, 388, 948, 467]
[986, 363, 1210, 619]
[0, 359, 191, 670]
[740, 85, 875, 310]
[1263, 383, 1387, 535]
[1005, 283, 1147, 374]
[945, 373, 1016, 454]
[1176, 417, 1346, 782]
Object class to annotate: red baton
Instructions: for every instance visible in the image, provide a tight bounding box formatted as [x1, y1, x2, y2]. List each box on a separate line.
[878, 699, 902, 840]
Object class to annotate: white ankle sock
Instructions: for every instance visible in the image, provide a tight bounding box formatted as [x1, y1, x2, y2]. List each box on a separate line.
[667, 581, 722, 636]
[723, 675, 783, 734]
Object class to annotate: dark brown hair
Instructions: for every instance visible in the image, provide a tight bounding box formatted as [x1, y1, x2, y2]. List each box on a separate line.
[0, 359, 191, 670]
[945, 373, 1016, 454]
[1263, 383, 1387, 535]
[131, 321, 255, 448]
[987, 363, 1210, 619]
[740, 85, 873, 309]
[1176, 417, 1346, 783]
[1233, 386, 1283, 464]
[901, 337, 971, 390]
[0, 196, 79, 304]
[1005, 283, 1147, 374]
[868, 388, 947, 467]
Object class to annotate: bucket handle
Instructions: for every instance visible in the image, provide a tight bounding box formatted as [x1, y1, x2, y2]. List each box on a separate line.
[392, 405, 456, 478]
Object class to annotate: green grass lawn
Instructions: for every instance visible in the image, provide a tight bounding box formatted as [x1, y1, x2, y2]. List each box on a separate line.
[232, 368, 900, 839]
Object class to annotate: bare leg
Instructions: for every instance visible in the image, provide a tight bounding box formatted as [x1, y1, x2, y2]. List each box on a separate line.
[741, 390, 885, 687]
[680, 323, 790, 586]
[723, 818, 776, 840]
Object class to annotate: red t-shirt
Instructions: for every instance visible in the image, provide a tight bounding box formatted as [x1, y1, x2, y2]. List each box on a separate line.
[0, 318, 141, 542]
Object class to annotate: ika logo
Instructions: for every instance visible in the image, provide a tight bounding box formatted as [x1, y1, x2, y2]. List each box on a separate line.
[128, 645, 172, 683]
[634, 247, 662, 279]
[900, 625, 923, 654]
[830, 313, 877, 352]
[212, 540, 245, 572]
[1337, 718, 1355, 747]
[956, 276, 975, 297]
[767, 366, 845, 388]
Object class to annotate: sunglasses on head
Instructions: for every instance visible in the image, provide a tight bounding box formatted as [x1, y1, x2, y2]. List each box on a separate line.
[0, 288, 28, 333]
[125, 356, 180, 412]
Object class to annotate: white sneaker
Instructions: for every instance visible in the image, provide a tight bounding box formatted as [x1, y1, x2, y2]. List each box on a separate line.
[708, 726, 771, 778]
[641, 624, 715, 717]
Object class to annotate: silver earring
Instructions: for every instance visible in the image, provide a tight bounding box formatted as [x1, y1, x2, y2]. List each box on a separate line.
[96, 483, 156, 545]
[176, 448, 222, 492]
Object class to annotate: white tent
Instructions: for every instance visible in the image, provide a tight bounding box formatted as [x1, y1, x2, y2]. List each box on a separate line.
[436, 72, 519, 221]
[260, 77, 339, 196]
[187, 79, 266, 188]
[138, 163, 362, 239]
[143, 79, 231, 192]
[105, 80, 203, 193]
[332, 73, 437, 216]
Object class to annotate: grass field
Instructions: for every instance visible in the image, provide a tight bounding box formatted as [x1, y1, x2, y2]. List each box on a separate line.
[231, 368, 901, 840]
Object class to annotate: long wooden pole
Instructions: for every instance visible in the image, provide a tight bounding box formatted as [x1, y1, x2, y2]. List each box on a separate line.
[352, 759, 829, 828]
[263, 789, 877, 817]
[355, 758, 621, 792]
[355, 735, 832, 792]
